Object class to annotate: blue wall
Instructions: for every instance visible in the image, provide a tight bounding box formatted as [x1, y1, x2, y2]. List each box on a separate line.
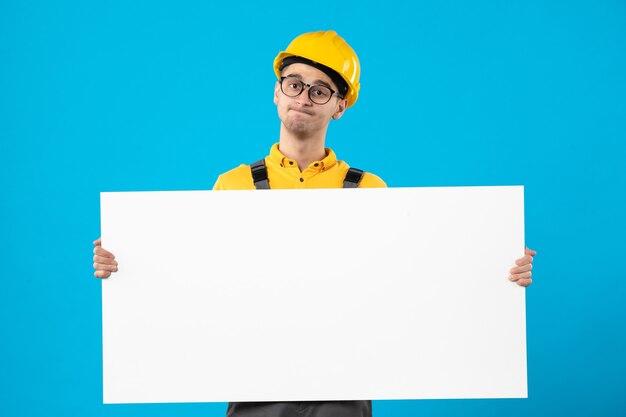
[1, 1, 625, 416]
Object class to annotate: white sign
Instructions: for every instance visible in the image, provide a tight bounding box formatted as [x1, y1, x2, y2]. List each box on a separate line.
[101, 186, 526, 404]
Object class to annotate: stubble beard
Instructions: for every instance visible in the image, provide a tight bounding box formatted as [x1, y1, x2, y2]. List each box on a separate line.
[284, 119, 311, 134]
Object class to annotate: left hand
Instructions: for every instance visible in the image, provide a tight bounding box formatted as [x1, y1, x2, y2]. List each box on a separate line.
[509, 247, 536, 287]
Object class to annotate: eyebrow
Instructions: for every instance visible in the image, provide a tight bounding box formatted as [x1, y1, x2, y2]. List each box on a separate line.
[284, 73, 333, 89]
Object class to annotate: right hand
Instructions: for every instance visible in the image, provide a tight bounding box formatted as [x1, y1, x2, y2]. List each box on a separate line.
[93, 237, 118, 278]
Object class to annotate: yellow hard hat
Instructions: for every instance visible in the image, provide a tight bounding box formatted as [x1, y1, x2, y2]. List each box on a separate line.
[274, 30, 361, 108]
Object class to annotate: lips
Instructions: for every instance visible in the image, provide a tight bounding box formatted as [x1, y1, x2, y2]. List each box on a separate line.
[288, 107, 314, 116]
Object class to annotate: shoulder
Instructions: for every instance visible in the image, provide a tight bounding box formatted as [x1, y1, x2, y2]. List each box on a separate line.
[337, 160, 386, 188]
[212, 164, 255, 190]
[360, 171, 387, 188]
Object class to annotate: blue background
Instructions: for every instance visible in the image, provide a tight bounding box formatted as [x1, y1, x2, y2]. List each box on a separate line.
[1, 0, 625, 416]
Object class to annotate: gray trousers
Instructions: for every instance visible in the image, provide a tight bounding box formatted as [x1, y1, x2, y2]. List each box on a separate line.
[226, 401, 372, 417]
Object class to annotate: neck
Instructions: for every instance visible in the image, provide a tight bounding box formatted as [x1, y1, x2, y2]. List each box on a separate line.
[278, 124, 327, 170]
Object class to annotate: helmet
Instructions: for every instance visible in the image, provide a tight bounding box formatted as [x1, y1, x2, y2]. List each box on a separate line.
[274, 30, 361, 108]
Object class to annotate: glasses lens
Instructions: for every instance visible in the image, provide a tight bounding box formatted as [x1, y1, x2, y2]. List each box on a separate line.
[281, 77, 303, 97]
[309, 85, 332, 104]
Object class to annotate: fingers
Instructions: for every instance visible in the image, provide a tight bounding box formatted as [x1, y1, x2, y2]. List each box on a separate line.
[94, 261, 118, 272]
[94, 245, 114, 258]
[94, 255, 117, 267]
[93, 258, 118, 279]
[510, 263, 532, 274]
[509, 259, 532, 286]
[511, 247, 536, 286]
[93, 254, 114, 264]
[525, 247, 537, 256]
[510, 273, 532, 288]
[94, 251, 118, 268]
[510, 270, 531, 281]
[515, 254, 533, 266]
[93, 236, 117, 279]
[514, 278, 532, 287]
[94, 270, 112, 279]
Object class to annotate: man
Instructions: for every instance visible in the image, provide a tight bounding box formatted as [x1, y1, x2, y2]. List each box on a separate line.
[93, 30, 536, 417]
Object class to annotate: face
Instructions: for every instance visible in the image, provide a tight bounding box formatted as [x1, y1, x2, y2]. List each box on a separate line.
[274, 63, 348, 135]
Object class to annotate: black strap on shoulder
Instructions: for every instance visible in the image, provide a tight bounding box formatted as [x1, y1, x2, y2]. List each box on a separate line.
[343, 167, 364, 188]
[251, 159, 364, 189]
[250, 159, 270, 190]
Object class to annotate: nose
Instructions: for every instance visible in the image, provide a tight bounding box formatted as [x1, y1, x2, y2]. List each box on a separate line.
[295, 84, 314, 106]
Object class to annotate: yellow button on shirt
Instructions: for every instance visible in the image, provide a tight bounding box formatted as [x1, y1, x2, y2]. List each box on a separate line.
[213, 143, 386, 190]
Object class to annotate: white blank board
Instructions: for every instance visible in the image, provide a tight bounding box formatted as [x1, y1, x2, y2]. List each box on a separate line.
[101, 186, 527, 404]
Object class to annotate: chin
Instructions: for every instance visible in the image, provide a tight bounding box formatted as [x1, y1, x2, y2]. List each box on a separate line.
[284, 117, 312, 133]
[287, 123, 311, 134]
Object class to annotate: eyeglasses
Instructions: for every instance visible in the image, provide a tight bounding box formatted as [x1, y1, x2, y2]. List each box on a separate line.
[280, 76, 343, 105]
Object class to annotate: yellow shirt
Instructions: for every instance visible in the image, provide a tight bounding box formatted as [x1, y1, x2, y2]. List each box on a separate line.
[213, 143, 386, 190]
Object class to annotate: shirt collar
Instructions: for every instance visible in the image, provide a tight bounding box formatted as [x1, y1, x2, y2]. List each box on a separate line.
[268, 142, 338, 172]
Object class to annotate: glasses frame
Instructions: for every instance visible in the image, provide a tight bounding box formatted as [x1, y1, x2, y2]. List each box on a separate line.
[279, 76, 343, 105]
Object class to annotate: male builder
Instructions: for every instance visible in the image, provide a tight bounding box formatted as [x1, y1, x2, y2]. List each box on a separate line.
[93, 30, 536, 417]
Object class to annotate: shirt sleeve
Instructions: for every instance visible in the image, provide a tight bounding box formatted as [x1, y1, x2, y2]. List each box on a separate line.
[212, 176, 224, 190]
[211, 165, 256, 191]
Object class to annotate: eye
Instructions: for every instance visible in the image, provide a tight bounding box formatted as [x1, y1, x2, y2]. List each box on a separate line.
[311, 86, 329, 97]
[283, 77, 302, 91]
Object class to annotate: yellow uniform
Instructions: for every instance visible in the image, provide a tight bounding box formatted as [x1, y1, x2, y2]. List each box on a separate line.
[213, 143, 386, 190]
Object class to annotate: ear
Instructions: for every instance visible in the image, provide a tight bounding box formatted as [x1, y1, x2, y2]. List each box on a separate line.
[332, 99, 348, 120]
[274, 81, 281, 106]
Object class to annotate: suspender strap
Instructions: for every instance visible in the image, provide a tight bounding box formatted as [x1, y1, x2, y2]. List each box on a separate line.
[250, 159, 270, 190]
[251, 160, 364, 189]
[343, 167, 364, 188]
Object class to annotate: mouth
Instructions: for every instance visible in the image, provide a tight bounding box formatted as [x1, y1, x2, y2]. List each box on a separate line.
[288, 107, 314, 116]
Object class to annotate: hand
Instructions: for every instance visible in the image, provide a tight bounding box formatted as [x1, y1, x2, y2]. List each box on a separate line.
[93, 237, 118, 279]
[509, 247, 536, 287]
